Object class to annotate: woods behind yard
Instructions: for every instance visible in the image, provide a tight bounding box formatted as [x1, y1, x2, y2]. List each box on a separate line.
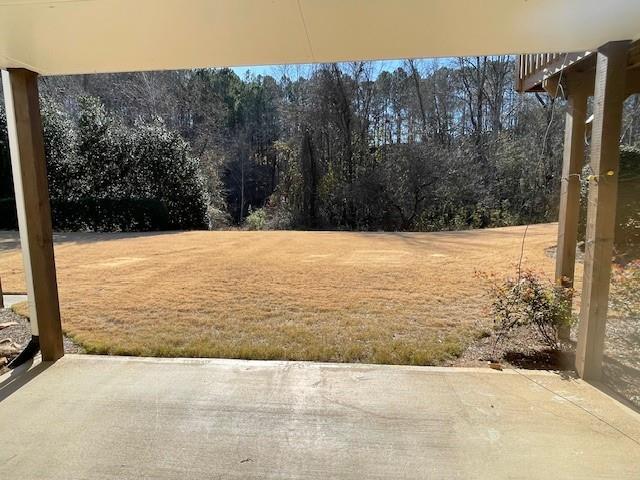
[3, 57, 640, 234]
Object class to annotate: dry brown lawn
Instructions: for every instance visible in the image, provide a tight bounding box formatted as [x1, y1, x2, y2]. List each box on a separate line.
[0, 224, 568, 365]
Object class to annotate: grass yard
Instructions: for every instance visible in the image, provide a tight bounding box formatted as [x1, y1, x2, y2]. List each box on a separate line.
[0, 224, 567, 365]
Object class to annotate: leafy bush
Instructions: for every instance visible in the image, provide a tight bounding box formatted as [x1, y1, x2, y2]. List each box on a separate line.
[128, 120, 210, 229]
[207, 206, 231, 230]
[0, 197, 170, 232]
[244, 207, 267, 230]
[2, 96, 213, 231]
[265, 203, 295, 230]
[74, 97, 210, 229]
[41, 98, 79, 200]
[52, 198, 170, 232]
[482, 270, 575, 348]
[0, 104, 14, 200]
[241, 197, 296, 231]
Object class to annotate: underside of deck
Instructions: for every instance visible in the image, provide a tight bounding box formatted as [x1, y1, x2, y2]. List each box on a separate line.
[1, 356, 638, 479]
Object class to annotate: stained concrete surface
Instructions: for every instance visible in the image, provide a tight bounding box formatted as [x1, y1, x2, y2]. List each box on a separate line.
[0, 355, 639, 479]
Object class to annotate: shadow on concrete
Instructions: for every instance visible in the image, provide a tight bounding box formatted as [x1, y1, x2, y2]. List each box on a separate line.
[587, 378, 640, 416]
[0, 359, 51, 403]
[601, 356, 640, 415]
[503, 348, 575, 371]
[500, 341, 639, 413]
[601, 314, 640, 413]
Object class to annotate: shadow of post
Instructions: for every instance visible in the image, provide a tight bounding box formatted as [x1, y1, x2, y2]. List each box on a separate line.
[586, 379, 640, 417]
[597, 355, 640, 415]
[0, 359, 52, 403]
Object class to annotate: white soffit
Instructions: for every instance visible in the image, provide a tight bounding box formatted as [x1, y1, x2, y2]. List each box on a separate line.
[0, 0, 639, 75]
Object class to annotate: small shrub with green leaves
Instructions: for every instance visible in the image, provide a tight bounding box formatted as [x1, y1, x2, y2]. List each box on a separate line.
[244, 207, 267, 230]
[482, 270, 575, 348]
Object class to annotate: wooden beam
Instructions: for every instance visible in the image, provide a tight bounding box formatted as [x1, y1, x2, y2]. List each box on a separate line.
[575, 41, 630, 380]
[628, 39, 640, 70]
[542, 76, 561, 98]
[555, 76, 590, 339]
[1, 68, 64, 361]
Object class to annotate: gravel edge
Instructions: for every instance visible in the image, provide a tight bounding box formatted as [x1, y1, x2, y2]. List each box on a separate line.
[0, 308, 84, 375]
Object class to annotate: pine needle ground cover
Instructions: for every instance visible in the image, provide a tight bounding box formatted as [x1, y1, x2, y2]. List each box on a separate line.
[0, 224, 563, 365]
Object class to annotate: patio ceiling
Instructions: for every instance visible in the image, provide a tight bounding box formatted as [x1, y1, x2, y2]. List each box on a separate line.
[1, 0, 640, 76]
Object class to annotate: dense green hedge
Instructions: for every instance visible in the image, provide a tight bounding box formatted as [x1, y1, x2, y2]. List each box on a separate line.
[0, 197, 170, 232]
[1, 97, 212, 232]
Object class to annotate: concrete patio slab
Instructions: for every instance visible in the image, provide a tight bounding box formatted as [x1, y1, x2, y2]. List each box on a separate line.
[1, 294, 27, 309]
[0, 355, 639, 479]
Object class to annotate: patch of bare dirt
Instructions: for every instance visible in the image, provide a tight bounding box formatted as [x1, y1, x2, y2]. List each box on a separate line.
[455, 323, 574, 371]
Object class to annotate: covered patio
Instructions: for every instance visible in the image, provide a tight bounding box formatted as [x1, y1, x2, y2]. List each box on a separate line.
[1, 0, 640, 477]
[1, 355, 639, 479]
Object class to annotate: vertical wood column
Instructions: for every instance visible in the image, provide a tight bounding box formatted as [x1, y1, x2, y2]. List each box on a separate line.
[555, 79, 589, 340]
[556, 90, 588, 289]
[575, 41, 629, 380]
[2, 68, 64, 361]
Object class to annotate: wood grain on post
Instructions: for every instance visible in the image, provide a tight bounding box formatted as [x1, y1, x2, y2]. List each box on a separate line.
[575, 41, 630, 380]
[555, 75, 590, 340]
[2, 68, 64, 361]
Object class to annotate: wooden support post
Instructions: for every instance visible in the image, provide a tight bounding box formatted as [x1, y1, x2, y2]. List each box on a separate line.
[2, 68, 64, 361]
[555, 77, 589, 340]
[0, 276, 4, 309]
[575, 41, 630, 380]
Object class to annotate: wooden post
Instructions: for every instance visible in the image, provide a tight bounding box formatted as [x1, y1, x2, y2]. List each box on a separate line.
[2, 68, 64, 361]
[0, 276, 4, 309]
[575, 41, 630, 380]
[555, 77, 589, 340]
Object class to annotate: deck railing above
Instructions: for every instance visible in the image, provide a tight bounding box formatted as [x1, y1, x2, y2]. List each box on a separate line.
[515, 52, 593, 93]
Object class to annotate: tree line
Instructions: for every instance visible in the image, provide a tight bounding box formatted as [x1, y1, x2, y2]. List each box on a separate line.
[1, 57, 639, 231]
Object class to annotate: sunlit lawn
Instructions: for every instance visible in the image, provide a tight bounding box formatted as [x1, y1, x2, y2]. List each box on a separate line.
[0, 224, 562, 365]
